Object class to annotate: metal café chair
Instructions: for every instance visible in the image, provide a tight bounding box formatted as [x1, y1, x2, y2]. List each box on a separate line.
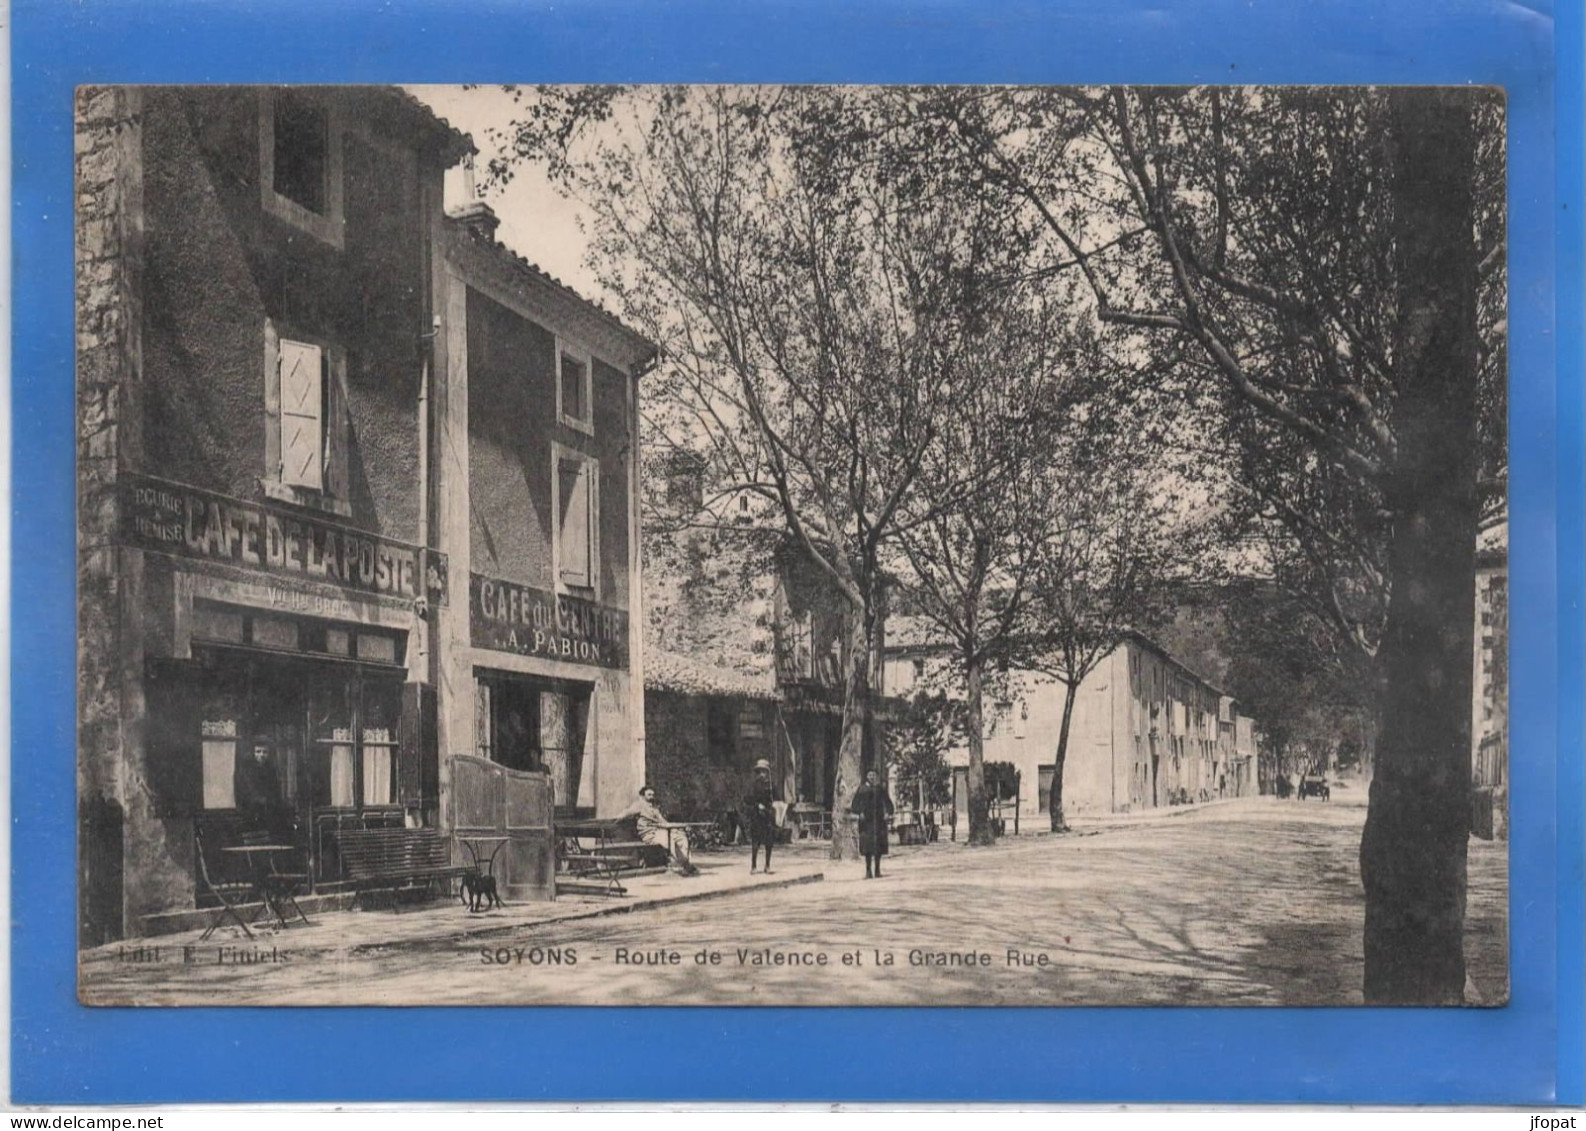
[195, 827, 255, 942]
[239, 829, 313, 929]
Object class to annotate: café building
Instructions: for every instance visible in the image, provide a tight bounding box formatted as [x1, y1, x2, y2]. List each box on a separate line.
[435, 204, 654, 865]
[78, 85, 471, 942]
[77, 86, 653, 943]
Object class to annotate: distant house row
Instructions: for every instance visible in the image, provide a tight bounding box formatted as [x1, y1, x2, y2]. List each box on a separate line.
[1471, 539, 1508, 840]
[882, 624, 1260, 824]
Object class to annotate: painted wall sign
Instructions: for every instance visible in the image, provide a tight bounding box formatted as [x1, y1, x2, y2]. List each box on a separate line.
[189, 574, 405, 626]
[470, 573, 629, 670]
[122, 473, 448, 606]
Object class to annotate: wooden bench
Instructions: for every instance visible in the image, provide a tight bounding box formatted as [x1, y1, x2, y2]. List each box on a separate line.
[334, 828, 470, 911]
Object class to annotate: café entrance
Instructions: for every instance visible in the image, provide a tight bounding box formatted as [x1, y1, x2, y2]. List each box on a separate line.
[145, 601, 416, 901]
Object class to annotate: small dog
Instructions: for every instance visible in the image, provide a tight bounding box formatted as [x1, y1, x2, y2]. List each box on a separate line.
[459, 870, 501, 913]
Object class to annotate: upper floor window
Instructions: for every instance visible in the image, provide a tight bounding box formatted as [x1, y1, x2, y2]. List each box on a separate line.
[279, 337, 326, 490]
[557, 341, 594, 435]
[260, 89, 345, 248]
[274, 91, 330, 213]
[264, 324, 351, 515]
[664, 453, 705, 513]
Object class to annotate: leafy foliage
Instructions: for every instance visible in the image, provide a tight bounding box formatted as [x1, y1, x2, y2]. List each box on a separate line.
[885, 691, 962, 807]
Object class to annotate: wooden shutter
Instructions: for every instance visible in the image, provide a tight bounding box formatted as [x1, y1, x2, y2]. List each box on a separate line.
[558, 458, 591, 587]
[279, 338, 324, 490]
[322, 350, 349, 499]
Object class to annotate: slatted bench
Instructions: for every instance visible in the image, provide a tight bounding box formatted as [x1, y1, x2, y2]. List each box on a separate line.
[334, 828, 470, 911]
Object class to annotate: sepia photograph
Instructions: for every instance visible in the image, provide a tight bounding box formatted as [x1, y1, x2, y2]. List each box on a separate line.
[75, 83, 1508, 1008]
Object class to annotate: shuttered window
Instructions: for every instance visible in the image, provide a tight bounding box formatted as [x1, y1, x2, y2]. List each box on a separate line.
[279, 338, 324, 490]
[269, 330, 349, 506]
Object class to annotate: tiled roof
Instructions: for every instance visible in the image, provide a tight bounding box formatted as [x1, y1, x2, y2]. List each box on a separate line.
[381, 87, 476, 159]
[645, 647, 781, 700]
[883, 617, 1231, 699]
[445, 220, 656, 364]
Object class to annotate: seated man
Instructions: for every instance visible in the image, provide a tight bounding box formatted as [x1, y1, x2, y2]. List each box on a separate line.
[615, 785, 700, 876]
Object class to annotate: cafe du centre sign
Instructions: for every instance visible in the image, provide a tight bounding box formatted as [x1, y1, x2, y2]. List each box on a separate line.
[470, 573, 629, 671]
[120, 473, 448, 607]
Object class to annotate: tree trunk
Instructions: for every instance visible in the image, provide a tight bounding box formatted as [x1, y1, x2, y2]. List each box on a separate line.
[965, 655, 994, 845]
[830, 599, 874, 861]
[1048, 680, 1079, 832]
[1359, 88, 1482, 1005]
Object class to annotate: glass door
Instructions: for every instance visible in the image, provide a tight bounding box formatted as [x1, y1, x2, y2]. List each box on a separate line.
[242, 658, 306, 842]
[307, 664, 404, 884]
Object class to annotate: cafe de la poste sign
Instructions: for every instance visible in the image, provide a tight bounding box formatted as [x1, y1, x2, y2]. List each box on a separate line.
[121, 474, 448, 606]
[121, 474, 628, 671]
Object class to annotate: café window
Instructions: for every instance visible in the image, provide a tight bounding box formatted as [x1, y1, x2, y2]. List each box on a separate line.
[190, 600, 406, 667]
[557, 342, 594, 435]
[265, 328, 350, 513]
[309, 679, 401, 809]
[555, 448, 599, 592]
[260, 88, 344, 248]
[476, 671, 591, 811]
[146, 644, 403, 820]
[200, 703, 241, 810]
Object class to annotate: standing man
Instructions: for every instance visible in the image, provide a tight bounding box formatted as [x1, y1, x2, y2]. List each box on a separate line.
[850, 769, 895, 880]
[746, 758, 777, 875]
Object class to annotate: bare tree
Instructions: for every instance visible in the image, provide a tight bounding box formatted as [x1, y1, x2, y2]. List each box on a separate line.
[490, 86, 992, 857]
[912, 85, 1502, 1002]
[891, 282, 1082, 846]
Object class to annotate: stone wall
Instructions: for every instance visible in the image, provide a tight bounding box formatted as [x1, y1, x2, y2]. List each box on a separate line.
[644, 690, 778, 821]
[76, 86, 142, 944]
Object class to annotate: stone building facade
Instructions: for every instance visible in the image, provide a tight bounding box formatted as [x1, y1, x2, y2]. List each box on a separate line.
[640, 502, 877, 829]
[1471, 543, 1508, 839]
[883, 631, 1258, 823]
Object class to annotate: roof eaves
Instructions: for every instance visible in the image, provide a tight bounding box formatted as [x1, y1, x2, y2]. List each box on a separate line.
[445, 221, 656, 367]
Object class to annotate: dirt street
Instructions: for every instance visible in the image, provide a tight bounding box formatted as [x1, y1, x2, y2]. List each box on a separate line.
[80, 796, 1508, 1007]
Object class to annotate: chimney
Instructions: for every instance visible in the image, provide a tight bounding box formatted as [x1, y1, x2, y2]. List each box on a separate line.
[448, 200, 500, 243]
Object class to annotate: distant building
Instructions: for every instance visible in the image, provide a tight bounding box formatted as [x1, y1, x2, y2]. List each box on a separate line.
[640, 482, 889, 831]
[883, 628, 1258, 823]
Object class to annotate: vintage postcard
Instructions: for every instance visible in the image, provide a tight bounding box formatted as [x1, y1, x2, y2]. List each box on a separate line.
[75, 84, 1508, 1007]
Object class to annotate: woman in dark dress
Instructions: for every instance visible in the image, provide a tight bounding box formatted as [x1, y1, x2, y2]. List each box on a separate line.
[746, 759, 777, 874]
[849, 770, 895, 879]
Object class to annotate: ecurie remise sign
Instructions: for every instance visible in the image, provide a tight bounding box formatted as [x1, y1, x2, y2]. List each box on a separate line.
[120, 473, 448, 607]
[469, 572, 629, 670]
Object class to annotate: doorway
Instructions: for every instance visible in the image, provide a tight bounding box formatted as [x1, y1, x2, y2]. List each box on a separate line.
[475, 670, 592, 815]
